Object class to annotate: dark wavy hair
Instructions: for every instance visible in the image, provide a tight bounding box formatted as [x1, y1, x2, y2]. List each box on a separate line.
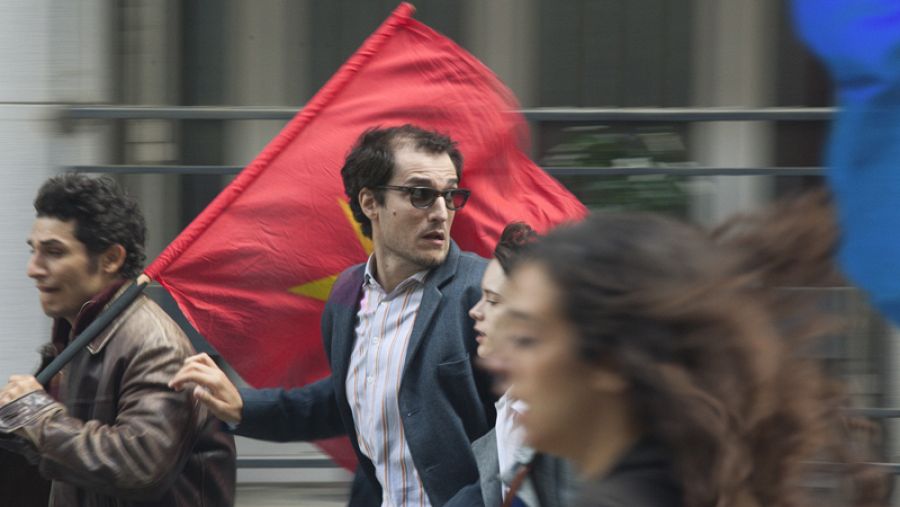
[340, 124, 463, 238]
[521, 190, 886, 507]
[493, 222, 538, 274]
[34, 174, 146, 279]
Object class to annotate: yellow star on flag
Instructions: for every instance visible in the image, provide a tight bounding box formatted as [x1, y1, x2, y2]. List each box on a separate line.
[288, 199, 373, 302]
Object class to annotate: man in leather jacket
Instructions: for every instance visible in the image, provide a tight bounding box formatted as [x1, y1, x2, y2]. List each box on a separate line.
[0, 174, 236, 506]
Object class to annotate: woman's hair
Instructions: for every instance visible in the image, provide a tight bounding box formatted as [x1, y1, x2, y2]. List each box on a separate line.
[523, 189, 886, 507]
[493, 222, 538, 274]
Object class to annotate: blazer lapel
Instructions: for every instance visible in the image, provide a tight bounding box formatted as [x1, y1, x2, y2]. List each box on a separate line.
[330, 265, 366, 400]
[473, 430, 502, 507]
[402, 241, 460, 375]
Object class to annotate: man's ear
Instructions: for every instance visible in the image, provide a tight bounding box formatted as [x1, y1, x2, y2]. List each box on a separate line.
[101, 244, 127, 276]
[359, 188, 379, 221]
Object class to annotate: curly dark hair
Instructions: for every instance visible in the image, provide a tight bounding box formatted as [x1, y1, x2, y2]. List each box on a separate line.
[493, 221, 538, 274]
[341, 124, 463, 238]
[522, 192, 886, 507]
[34, 174, 146, 279]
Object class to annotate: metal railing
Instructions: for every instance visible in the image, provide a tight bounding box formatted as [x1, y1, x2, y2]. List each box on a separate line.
[63, 106, 834, 176]
[237, 458, 335, 469]
[63, 105, 835, 122]
[67, 164, 825, 177]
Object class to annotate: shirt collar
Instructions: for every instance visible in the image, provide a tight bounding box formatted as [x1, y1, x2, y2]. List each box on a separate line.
[363, 254, 428, 296]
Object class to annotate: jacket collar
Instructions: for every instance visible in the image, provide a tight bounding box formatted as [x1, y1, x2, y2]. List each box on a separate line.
[362, 254, 428, 298]
[333, 241, 462, 386]
[51, 279, 131, 355]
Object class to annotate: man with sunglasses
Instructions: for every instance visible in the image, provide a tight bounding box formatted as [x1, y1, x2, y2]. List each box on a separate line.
[171, 125, 495, 506]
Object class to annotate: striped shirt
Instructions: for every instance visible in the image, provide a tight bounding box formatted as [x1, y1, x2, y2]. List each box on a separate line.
[346, 257, 430, 507]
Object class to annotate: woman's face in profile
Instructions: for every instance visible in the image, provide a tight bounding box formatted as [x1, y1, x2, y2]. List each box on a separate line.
[503, 262, 602, 456]
[468, 259, 507, 360]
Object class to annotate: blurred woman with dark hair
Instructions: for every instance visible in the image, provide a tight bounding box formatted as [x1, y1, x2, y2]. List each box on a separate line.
[499, 192, 886, 507]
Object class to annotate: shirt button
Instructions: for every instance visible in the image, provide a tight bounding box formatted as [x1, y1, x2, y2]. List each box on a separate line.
[367, 376, 374, 384]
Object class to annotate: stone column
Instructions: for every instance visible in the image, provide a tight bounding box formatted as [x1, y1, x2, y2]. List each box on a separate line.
[689, 0, 778, 225]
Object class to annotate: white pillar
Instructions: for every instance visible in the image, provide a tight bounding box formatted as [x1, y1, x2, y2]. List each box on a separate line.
[461, 0, 538, 107]
[224, 0, 312, 169]
[118, 0, 182, 262]
[689, 0, 777, 225]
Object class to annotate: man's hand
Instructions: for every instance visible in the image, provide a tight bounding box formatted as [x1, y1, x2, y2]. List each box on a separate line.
[169, 353, 243, 424]
[0, 375, 43, 406]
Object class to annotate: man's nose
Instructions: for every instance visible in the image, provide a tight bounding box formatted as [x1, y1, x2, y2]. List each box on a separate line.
[27, 255, 46, 279]
[428, 194, 449, 221]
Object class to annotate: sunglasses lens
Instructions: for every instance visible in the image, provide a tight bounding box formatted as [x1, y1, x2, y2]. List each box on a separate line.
[447, 190, 469, 210]
[409, 188, 438, 208]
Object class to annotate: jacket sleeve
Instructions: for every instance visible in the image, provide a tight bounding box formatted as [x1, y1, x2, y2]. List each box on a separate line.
[0, 432, 40, 465]
[0, 339, 202, 501]
[234, 284, 348, 442]
[236, 377, 345, 441]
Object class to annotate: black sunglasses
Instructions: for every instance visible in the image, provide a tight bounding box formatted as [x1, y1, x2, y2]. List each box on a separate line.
[376, 185, 471, 210]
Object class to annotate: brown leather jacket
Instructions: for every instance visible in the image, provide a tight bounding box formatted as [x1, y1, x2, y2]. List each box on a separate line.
[0, 283, 236, 506]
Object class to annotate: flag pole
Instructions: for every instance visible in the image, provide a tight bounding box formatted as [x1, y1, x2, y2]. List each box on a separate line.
[35, 275, 150, 385]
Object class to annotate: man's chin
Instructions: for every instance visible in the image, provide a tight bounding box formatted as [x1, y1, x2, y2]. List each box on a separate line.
[38, 302, 54, 317]
[41, 309, 62, 320]
[38, 303, 66, 321]
[419, 252, 447, 268]
[407, 246, 447, 268]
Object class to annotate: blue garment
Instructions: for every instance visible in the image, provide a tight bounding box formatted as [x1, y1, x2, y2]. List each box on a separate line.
[792, 0, 900, 323]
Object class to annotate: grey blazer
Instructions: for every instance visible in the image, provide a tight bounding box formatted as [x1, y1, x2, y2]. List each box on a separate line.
[237, 242, 494, 506]
[446, 428, 575, 507]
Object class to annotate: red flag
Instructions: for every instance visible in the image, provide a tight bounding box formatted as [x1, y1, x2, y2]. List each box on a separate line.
[145, 2, 585, 468]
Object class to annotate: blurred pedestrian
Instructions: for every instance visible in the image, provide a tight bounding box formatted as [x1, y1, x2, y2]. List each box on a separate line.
[0, 174, 236, 506]
[500, 193, 886, 507]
